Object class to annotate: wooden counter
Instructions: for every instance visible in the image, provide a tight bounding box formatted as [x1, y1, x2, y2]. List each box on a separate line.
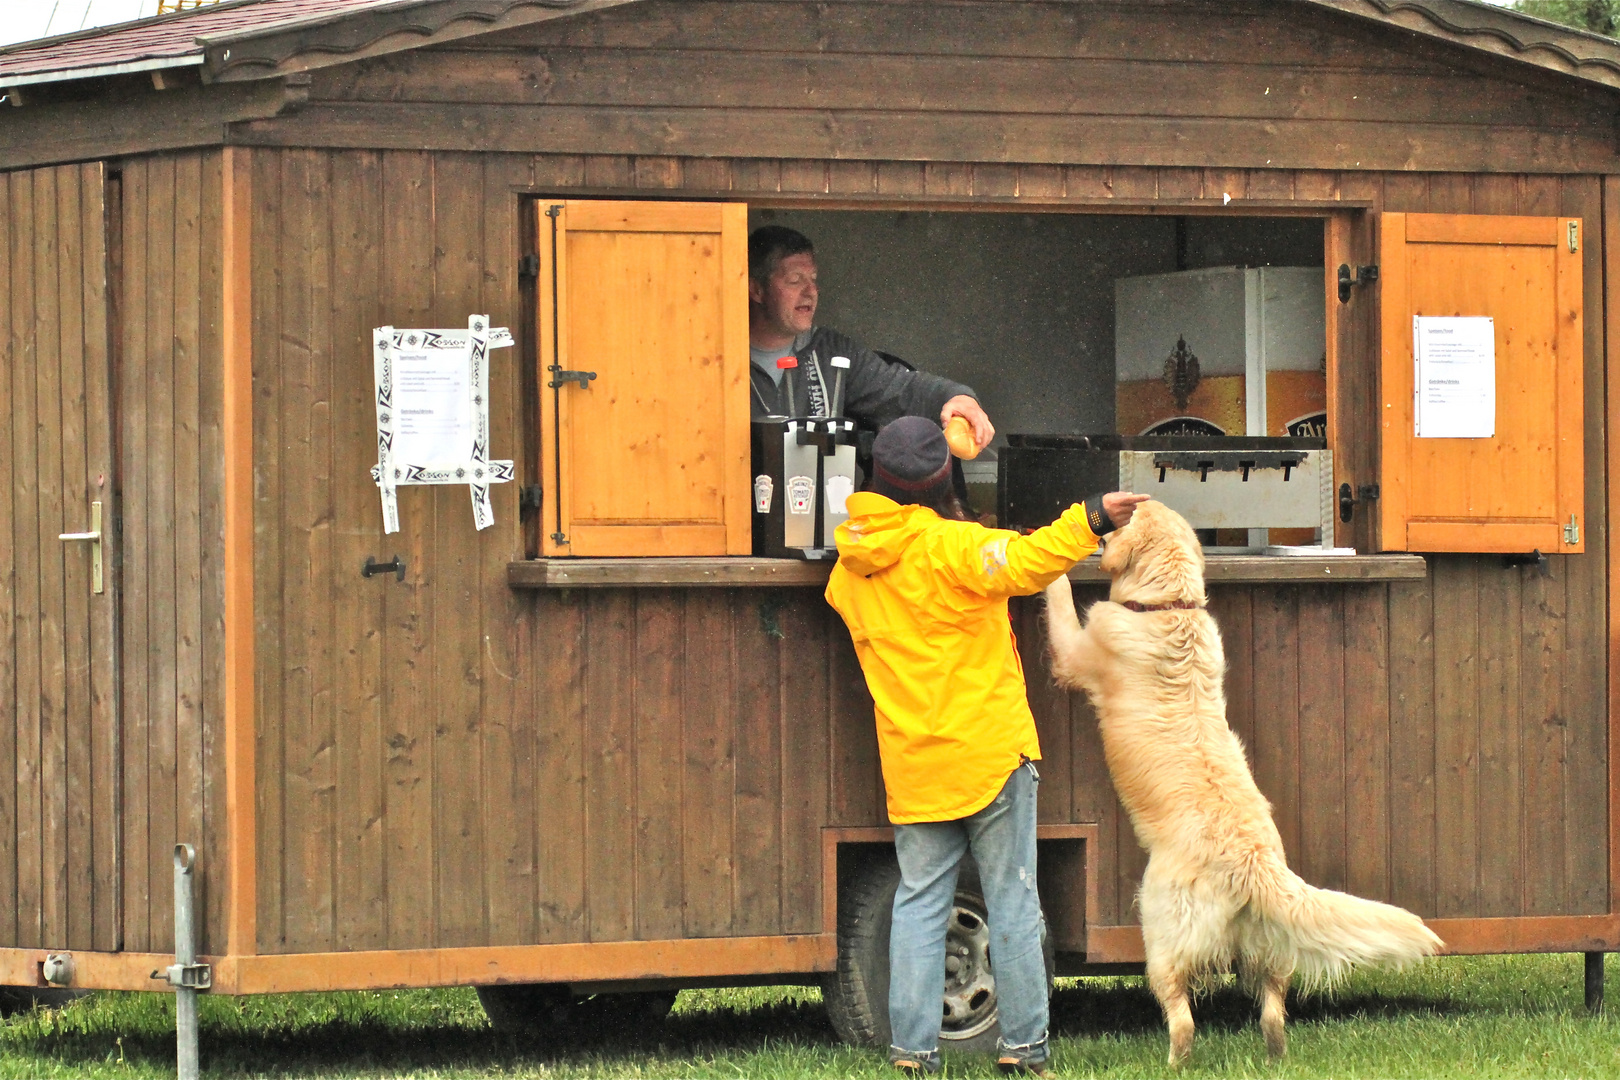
[507, 553, 1428, 588]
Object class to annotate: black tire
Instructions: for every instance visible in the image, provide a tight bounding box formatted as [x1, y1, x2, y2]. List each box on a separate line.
[822, 851, 1054, 1055]
[476, 983, 675, 1036]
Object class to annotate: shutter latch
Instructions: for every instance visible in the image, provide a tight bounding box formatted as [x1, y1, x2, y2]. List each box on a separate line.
[1565, 514, 1580, 545]
[1337, 263, 1379, 303]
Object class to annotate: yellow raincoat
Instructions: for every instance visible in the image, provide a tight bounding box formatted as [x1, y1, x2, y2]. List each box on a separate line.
[825, 492, 1103, 824]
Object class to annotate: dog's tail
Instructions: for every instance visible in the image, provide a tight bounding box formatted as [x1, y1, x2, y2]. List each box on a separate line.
[1244, 856, 1443, 990]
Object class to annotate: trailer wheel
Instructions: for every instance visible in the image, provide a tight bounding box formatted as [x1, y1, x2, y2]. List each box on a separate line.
[476, 984, 675, 1035]
[822, 852, 1053, 1055]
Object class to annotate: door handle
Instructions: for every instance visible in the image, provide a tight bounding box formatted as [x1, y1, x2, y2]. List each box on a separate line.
[59, 500, 103, 594]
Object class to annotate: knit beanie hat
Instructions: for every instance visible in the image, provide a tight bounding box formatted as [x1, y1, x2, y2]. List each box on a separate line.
[870, 416, 953, 505]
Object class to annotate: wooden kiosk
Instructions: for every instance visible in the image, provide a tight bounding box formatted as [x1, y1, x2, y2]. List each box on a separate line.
[0, 0, 1617, 1030]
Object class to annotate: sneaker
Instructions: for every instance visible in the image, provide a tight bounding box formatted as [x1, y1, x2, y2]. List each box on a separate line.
[997, 1057, 1052, 1077]
[892, 1060, 928, 1077]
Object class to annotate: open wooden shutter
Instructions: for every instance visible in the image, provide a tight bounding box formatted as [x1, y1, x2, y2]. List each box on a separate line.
[537, 200, 750, 557]
[1377, 213, 1583, 553]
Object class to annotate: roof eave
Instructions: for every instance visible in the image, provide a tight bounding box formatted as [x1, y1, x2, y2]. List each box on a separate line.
[0, 54, 205, 90]
[1303, 0, 1620, 91]
[196, 0, 644, 82]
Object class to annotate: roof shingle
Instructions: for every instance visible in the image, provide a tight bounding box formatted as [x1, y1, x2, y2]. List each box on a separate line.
[0, 0, 393, 83]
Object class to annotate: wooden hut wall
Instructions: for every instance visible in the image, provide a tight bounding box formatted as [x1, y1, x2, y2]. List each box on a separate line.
[0, 162, 120, 955]
[116, 151, 229, 956]
[0, 151, 228, 958]
[242, 144, 1609, 954]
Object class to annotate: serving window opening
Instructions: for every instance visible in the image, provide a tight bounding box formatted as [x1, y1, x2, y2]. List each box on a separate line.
[751, 207, 1330, 553]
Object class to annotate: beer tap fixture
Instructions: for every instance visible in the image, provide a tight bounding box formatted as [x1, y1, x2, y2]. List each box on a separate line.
[830, 355, 850, 419]
[777, 356, 798, 413]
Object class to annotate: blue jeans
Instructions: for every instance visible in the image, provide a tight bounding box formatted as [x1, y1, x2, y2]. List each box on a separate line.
[888, 761, 1048, 1068]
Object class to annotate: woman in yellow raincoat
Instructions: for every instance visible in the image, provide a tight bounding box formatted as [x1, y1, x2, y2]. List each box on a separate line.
[826, 416, 1144, 1076]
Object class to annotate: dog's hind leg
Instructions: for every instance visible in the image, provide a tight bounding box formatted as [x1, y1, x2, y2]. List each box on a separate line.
[1258, 968, 1289, 1059]
[1146, 956, 1195, 1067]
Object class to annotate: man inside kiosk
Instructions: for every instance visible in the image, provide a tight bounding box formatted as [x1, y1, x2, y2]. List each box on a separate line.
[747, 225, 996, 449]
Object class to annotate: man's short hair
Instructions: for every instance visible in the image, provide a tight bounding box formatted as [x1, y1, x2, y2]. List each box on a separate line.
[748, 225, 815, 286]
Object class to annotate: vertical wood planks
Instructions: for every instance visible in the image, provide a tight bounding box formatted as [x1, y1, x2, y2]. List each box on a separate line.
[633, 590, 685, 941]
[0, 170, 15, 948]
[276, 148, 336, 952]
[1431, 556, 1480, 916]
[1387, 576, 1436, 915]
[144, 153, 179, 952]
[12, 166, 43, 950]
[119, 158, 152, 950]
[250, 147, 285, 952]
[330, 149, 387, 951]
[1341, 585, 1391, 903]
[733, 589, 783, 935]
[479, 154, 536, 948]
[1018, 596, 1073, 825]
[1249, 588, 1300, 859]
[779, 598, 829, 935]
[33, 165, 69, 952]
[170, 153, 207, 947]
[1559, 175, 1607, 914]
[584, 591, 636, 941]
[1296, 587, 1346, 892]
[682, 590, 735, 937]
[195, 152, 227, 956]
[430, 152, 488, 949]
[380, 151, 436, 949]
[534, 590, 587, 943]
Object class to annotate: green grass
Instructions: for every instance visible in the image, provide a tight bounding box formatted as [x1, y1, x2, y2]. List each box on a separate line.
[2, 954, 1619, 1077]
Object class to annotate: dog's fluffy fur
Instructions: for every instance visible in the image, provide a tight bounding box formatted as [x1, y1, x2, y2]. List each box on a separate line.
[1043, 501, 1441, 1064]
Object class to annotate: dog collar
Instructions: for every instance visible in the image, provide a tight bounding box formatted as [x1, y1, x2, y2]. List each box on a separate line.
[1121, 600, 1203, 612]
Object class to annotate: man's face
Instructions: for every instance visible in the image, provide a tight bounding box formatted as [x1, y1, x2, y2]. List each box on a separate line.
[750, 252, 818, 338]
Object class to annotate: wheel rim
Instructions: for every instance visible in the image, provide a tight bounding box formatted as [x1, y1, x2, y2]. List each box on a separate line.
[939, 894, 998, 1041]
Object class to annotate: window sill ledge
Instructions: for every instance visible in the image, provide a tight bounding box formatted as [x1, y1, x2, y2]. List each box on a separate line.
[507, 554, 1428, 589]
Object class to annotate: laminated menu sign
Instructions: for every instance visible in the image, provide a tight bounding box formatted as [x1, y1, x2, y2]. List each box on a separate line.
[392, 346, 471, 464]
[1414, 316, 1495, 439]
[372, 316, 515, 534]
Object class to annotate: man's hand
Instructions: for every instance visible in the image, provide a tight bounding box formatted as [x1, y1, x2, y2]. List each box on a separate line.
[941, 395, 994, 450]
[1102, 492, 1150, 530]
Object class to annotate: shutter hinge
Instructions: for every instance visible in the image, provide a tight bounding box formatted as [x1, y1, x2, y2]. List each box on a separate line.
[1337, 482, 1380, 523]
[1565, 514, 1580, 544]
[1569, 221, 1580, 253]
[518, 254, 540, 279]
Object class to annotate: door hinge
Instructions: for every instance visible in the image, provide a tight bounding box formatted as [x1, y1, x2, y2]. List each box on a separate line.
[1565, 514, 1580, 544]
[1568, 221, 1580, 253]
[1337, 263, 1379, 303]
[518, 254, 540, 279]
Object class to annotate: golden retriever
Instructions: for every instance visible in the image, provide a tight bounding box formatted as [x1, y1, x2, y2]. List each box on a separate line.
[1042, 501, 1441, 1064]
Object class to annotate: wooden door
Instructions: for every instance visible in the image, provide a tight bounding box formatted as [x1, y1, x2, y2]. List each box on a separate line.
[1377, 213, 1584, 553]
[537, 200, 751, 557]
[0, 163, 121, 951]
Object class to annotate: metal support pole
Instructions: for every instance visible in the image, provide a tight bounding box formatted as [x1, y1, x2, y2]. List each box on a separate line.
[1585, 951, 1604, 1015]
[172, 844, 200, 1080]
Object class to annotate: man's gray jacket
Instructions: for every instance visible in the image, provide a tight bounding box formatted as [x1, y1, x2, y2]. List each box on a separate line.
[749, 326, 976, 428]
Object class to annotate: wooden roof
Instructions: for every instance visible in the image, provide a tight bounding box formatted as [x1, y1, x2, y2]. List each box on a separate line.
[3, 0, 1620, 174]
[0, 0, 635, 87]
[4, 0, 1620, 91]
